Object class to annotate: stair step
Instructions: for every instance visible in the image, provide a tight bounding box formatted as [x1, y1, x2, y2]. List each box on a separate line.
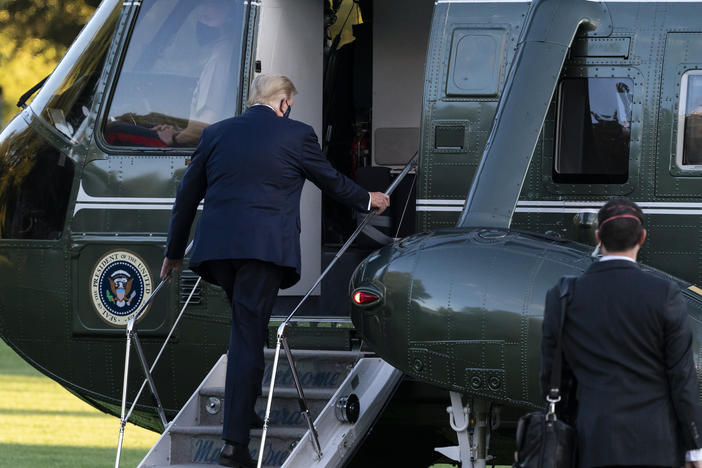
[149, 463, 278, 468]
[266, 317, 355, 350]
[169, 425, 307, 466]
[170, 425, 307, 438]
[261, 348, 365, 389]
[198, 387, 336, 427]
[147, 466, 274, 468]
[149, 462, 280, 468]
[262, 348, 364, 360]
[140, 352, 385, 468]
[200, 386, 336, 399]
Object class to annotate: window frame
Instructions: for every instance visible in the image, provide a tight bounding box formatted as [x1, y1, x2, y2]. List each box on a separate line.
[95, 0, 249, 156]
[675, 69, 702, 170]
[542, 65, 640, 196]
[553, 77, 633, 184]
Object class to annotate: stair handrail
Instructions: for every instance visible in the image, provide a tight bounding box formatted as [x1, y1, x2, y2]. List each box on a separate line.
[114, 240, 197, 468]
[258, 152, 419, 467]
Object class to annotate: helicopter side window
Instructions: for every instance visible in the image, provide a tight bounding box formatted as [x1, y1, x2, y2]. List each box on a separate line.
[102, 0, 245, 150]
[28, 0, 122, 143]
[676, 71, 702, 167]
[554, 78, 632, 184]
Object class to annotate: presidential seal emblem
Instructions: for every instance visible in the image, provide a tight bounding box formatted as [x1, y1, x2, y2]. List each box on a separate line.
[90, 250, 153, 326]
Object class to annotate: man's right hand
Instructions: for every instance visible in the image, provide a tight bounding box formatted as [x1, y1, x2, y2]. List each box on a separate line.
[160, 257, 183, 281]
[370, 192, 390, 214]
[687, 462, 702, 468]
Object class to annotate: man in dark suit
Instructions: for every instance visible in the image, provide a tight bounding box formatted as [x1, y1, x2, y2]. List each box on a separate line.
[160, 74, 389, 468]
[541, 198, 702, 468]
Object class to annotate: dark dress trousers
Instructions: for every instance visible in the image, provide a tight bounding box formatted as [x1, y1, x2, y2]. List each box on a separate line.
[164, 105, 369, 444]
[541, 260, 702, 468]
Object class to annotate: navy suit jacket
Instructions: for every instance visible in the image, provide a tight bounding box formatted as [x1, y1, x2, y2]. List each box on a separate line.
[165, 105, 369, 288]
[541, 260, 702, 467]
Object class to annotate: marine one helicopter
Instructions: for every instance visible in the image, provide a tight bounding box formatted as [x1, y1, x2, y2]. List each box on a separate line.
[3, 0, 702, 466]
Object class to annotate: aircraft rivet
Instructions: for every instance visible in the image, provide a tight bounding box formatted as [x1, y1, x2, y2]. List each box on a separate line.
[488, 377, 501, 390]
[206, 397, 221, 415]
[471, 376, 482, 389]
[413, 359, 423, 372]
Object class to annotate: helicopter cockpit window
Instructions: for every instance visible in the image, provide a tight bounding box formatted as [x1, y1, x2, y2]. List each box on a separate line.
[28, 0, 122, 143]
[554, 78, 633, 184]
[677, 71, 702, 167]
[102, 0, 245, 150]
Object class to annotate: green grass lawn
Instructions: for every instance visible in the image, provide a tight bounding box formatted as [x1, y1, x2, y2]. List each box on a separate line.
[0, 340, 159, 468]
[0, 339, 497, 467]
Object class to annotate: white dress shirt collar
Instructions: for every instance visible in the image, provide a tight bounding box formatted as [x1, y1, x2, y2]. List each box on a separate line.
[251, 103, 276, 112]
[599, 255, 636, 263]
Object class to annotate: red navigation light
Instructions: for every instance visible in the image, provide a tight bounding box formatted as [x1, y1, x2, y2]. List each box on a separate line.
[353, 290, 379, 305]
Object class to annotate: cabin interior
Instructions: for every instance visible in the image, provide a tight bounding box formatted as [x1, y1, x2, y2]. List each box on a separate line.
[253, 0, 433, 300]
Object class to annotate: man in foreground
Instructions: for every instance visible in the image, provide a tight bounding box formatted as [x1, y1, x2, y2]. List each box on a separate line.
[541, 198, 702, 468]
[161, 74, 389, 467]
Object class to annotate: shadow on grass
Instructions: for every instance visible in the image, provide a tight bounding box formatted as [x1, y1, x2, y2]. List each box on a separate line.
[0, 443, 149, 468]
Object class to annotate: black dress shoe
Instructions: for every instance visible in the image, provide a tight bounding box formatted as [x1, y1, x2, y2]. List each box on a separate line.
[251, 410, 264, 429]
[218, 442, 256, 468]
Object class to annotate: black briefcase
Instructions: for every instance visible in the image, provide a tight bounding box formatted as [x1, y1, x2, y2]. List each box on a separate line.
[513, 410, 576, 468]
[514, 276, 577, 468]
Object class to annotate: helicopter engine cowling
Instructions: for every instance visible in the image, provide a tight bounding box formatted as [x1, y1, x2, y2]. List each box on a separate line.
[350, 228, 702, 410]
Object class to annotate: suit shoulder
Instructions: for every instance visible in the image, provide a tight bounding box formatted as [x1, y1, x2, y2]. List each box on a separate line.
[636, 267, 676, 288]
[544, 284, 561, 311]
[632, 268, 682, 302]
[284, 118, 315, 136]
[546, 283, 560, 299]
[206, 116, 239, 133]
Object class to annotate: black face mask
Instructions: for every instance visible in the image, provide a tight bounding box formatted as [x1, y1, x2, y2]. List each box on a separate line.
[283, 103, 292, 119]
[196, 21, 222, 46]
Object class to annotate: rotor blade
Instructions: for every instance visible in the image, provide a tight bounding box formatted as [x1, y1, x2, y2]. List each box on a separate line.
[457, 0, 610, 229]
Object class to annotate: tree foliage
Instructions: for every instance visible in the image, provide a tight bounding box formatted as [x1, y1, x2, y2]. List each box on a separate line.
[0, 0, 97, 125]
[0, 0, 99, 51]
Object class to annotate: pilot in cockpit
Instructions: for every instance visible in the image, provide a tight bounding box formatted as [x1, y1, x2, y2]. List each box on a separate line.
[151, 0, 235, 147]
[105, 0, 237, 148]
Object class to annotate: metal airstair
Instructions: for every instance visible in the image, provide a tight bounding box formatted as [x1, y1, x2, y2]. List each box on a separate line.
[138, 346, 402, 467]
[118, 154, 416, 468]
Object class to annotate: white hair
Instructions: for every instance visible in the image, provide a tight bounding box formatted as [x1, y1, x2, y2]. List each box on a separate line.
[246, 74, 297, 109]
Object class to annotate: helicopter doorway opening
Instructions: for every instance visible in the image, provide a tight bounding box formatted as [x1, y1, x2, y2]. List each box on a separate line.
[255, 0, 432, 316]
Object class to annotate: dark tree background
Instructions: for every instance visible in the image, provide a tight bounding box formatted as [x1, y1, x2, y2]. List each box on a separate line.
[0, 0, 99, 124]
[0, 0, 100, 51]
